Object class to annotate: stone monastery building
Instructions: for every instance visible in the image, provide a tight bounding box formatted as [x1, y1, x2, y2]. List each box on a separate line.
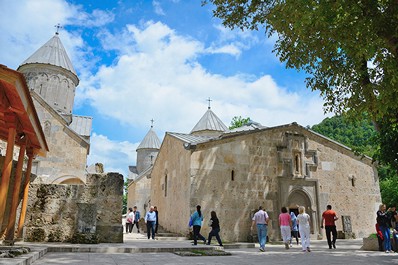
[128, 106, 382, 242]
[16, 32, 92, 185]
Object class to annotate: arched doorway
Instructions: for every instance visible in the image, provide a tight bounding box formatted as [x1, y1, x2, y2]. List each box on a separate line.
[287, 189, 315, 234]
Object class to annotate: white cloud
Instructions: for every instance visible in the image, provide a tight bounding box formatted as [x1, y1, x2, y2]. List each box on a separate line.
[81, 21, 326, 135]
[1, 0, 329, 179]
[152, 1, 165, 16]
[87, 133, 139, 178]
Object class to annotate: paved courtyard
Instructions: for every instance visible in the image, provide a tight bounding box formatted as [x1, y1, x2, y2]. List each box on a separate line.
[9, 236, 396, 265]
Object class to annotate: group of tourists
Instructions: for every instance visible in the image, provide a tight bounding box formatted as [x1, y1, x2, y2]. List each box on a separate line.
[125, 205, 159, 240]
[127, 202, 398, 253]
[376, 204, 398, 253]
[252, 204, 338, 253]
[189, 205, 223, 246]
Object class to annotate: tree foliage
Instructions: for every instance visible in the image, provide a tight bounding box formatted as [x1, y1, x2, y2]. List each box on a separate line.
[204, 0, 398, 125]
[311, 115, 398, 206]
[229, 116, 251, 130]
[311, 114, 376, 156]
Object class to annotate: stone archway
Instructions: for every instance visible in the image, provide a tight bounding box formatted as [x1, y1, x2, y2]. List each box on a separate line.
[287, 189, 315, 234]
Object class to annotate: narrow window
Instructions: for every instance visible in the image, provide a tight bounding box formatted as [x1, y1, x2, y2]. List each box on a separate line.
[231, 170, 235, 181]
[295, 154, 300, 172]
[164, 175, 168, 197]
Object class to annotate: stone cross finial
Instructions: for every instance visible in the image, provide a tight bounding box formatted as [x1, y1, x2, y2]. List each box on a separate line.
[150, 119, 154, 128]
[54, 23, 62, 35]
[207, 97, 212, 109]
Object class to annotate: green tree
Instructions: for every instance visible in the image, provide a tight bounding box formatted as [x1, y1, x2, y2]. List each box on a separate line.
[311, 115, 398, 206]
[229, 116, 251, 130]
[122, 180, 129, 214]
[204, 0, 398, 171]
[203, 1, 398, 122]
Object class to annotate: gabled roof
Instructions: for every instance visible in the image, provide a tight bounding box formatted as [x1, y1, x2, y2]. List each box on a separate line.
[19, 34, 78, 80]
[190, 108, 228, 134]
[167, 132, 215, 145]
[136, 127, 161, 150]
[69, 115, 92, 137]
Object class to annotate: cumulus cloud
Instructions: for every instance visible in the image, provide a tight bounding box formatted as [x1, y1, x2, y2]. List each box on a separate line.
[1, 0, 329, 177]
[87, 133, 139, 177]
[80, 21, 326, 135]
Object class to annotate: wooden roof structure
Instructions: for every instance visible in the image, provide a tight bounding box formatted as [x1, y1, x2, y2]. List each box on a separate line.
[0, 64, 48, 156]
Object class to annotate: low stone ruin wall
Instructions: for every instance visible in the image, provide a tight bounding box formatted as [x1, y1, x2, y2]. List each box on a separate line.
[24, 173, 123, 243]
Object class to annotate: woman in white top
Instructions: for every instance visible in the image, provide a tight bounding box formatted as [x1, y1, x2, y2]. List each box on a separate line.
[296, 206, 311, 252]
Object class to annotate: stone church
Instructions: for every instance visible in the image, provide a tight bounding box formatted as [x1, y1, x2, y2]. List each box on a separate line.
[16, 32, 92, 184]
[129, 106, 381, 242]
[0, 32, 123, 243]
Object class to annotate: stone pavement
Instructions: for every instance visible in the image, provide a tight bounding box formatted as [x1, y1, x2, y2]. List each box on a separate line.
[1, 232, 397, 265]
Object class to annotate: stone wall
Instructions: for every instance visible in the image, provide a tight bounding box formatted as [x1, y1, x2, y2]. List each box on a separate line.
[31, 99, 89, 184]
[24, 172, 123, 243]
[150, 134, 191, 236]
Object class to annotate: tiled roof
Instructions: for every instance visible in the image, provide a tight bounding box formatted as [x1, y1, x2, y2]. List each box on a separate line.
[69, 115, 92, 137]
[190, 108, 228, 134]
[136, 127, 161, 150]
[19, 34, 78, 77]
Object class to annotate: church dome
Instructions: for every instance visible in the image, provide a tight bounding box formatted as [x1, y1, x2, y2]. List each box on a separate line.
[18, 33, 78, 84]
[190, 108, 228, 135]
[136, 127, 161, 150]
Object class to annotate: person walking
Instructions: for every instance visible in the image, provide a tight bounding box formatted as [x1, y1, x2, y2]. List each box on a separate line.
[279, 207, 292, 249]
[145, 206, 157, 239]
[154, 206, 159, 234]
[191, 205, 206, 245]
[207, 211, 223, 246]
[125, 207, 134, 233]
[132, 206, 141, 233]
[251, 206, 270, 252]
[321, 205, 338, 249]
[297, 206, 311, 252]
[377, 204, 392, 253]
[290, 211, 299, 246]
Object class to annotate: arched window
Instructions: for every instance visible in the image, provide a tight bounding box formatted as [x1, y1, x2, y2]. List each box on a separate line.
[294, 153, 302, 175]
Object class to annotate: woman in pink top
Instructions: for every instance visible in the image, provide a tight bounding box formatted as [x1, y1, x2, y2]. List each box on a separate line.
[279, 207, 292, 249]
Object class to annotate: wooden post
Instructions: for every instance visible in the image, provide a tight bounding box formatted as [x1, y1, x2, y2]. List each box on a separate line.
[0, 113, 16, 231]
[4, 143, 26, 243]
[16, 148, 34, 239]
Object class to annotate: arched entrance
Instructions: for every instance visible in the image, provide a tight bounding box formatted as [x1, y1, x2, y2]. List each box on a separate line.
[287, 189, 315, 234]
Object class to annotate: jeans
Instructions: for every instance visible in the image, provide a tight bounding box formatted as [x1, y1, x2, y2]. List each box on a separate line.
[146, 221, 155, 239]
[325, 225, 337, 248]
[193, 225, 206, 245]
[380, 225, 391, 251]
[208, 228, 222, 246]
[256, 224, 268, 249]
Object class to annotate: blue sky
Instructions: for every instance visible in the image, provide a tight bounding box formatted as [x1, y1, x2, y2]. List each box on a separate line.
[0, 0, 330, 178]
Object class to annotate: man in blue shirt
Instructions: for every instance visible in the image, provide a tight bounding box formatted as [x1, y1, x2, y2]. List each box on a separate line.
[145, 206, 157, 239]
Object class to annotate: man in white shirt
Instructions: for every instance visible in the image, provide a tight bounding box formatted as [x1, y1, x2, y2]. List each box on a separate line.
[251, 206, 270, 252]
[145, 206, 157, 239]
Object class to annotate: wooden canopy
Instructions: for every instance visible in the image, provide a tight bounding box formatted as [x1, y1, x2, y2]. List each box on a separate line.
[0, 64, 48, 156]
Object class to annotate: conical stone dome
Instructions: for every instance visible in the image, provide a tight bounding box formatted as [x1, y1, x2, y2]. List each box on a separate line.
[190, 108, 228, 136]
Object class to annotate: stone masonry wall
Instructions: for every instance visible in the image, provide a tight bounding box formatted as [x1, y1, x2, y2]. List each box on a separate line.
[24, 172, 123, 243]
